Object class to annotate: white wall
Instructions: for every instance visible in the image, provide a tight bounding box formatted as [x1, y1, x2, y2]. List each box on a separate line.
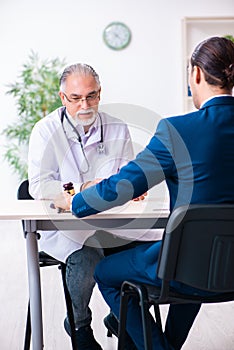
[0, 0, 233, 199]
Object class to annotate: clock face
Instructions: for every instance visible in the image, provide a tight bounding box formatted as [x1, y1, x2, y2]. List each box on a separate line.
[103, 22, 131, 50]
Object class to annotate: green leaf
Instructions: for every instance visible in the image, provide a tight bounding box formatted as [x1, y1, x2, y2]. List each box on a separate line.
[2, 51, 66, 180]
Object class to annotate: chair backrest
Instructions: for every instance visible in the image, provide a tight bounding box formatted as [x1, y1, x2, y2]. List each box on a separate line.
[17, 180, 33, 200]
[157, 204, 234, 293]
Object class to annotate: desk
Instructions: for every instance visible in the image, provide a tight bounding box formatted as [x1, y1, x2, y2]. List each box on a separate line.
[0, 198, 169, 350]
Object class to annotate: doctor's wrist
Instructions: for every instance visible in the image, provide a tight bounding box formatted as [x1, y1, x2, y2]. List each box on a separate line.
[80, 181, 92, 192]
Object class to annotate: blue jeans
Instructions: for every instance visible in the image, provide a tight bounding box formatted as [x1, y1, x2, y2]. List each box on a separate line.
[94, 242, 201, 350]
[66, 242, 104, 329]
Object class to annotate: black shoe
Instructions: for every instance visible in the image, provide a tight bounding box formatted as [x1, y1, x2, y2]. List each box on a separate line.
[103, 312, 137, 350]
[64, 317, 102, 350]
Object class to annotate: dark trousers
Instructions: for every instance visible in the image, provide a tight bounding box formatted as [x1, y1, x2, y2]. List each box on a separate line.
[65, 231, 150, 329]
[94, 229, 156, 256]
[94, 242, 201, 350]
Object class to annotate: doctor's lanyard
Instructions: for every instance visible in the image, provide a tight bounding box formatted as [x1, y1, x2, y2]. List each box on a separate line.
[61, 108, 105, 174]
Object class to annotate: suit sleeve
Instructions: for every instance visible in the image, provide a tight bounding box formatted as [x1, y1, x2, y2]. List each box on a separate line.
[72, 118, 176, 217]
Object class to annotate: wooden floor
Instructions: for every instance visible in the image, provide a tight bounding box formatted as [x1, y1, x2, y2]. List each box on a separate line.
[0, 220, 233, 349]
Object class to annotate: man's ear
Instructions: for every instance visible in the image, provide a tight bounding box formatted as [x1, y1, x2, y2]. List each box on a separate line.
[59, 91, 66, 106]
[193, 66, 201, 84]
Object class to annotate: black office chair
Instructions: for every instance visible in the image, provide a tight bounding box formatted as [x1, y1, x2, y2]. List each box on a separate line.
[17, 180, 77, 350]
[118, 204, 234, 350]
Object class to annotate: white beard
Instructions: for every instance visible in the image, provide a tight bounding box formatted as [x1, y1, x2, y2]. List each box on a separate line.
[75, 108, 97, 126]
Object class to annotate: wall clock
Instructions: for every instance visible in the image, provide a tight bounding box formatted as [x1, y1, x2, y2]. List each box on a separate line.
[103, 22, 131, 50]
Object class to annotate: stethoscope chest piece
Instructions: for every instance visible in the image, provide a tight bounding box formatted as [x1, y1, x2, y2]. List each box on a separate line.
[97, 142, 105, 154]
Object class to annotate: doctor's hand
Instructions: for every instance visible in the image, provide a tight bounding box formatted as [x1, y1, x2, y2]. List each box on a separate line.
[80, 178, 103, 191]
[133, 192, 148, 201]
[54, 191, 72, 211]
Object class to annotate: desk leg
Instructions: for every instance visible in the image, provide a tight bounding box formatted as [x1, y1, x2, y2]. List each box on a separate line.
[25, 227, 43, 350]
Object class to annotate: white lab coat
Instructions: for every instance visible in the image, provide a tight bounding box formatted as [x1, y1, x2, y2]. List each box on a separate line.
[28, 107, 135, 261]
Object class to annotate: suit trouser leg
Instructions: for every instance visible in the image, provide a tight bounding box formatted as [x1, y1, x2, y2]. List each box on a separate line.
[164, 303, 201, 350]
[95, 242, 174, 350]
[94, 242, 201, 350]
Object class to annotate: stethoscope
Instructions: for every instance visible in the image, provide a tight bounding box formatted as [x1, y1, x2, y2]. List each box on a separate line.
[61, 107, 105, 174]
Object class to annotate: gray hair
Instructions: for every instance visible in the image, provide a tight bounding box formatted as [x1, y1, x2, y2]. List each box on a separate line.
[59, 63, 101, 90]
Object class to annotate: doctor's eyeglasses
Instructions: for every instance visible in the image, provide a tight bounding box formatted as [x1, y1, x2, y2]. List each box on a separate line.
[62, 89, 100, 105]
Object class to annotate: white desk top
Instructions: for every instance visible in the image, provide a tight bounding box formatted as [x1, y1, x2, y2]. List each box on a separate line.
[0, 197, 169, 221]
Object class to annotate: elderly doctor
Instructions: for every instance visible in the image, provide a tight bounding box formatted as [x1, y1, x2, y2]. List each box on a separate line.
[28, 63, 136, 350]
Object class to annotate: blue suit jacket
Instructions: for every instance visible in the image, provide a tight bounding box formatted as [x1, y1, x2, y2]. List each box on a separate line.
[72, 96, 234, 216]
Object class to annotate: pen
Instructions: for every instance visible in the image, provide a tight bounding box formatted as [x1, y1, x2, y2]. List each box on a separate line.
[49, 202, 65, 213]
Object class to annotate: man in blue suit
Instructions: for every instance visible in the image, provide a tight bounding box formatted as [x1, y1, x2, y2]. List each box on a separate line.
[54, 36, 234, 349]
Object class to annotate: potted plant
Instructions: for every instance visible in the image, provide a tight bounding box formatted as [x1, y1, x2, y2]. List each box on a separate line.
[2, 51, 66, 180]
[224, 34, 234, 42]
